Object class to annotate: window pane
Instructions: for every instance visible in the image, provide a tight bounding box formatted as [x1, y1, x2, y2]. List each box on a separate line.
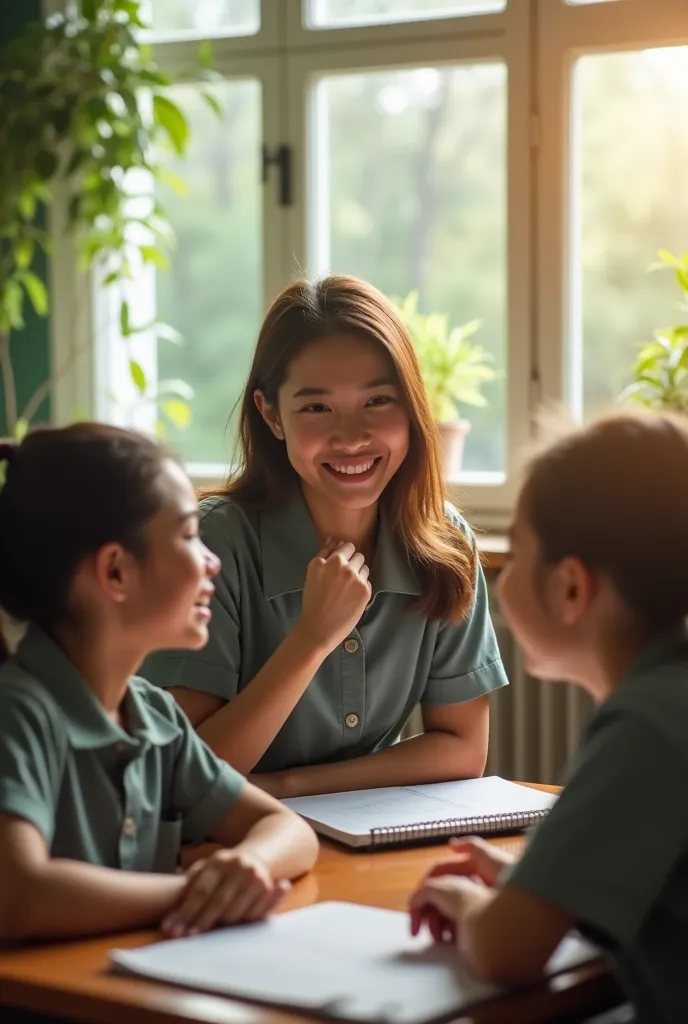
[146, 0, 259, 38]
[156, 81, 262, 464]
[312, 64, 507, 477]
[572, 47, 688, 420]
[308, 0, 505, 29]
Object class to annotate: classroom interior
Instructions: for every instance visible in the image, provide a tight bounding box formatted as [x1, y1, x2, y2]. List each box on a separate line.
[0, 1, 685, 1022]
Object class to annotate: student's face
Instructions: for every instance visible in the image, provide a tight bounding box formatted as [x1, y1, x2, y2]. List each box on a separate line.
[126, 460, 220, 652]
[497, 498, 582, 682]
[257, 334, 411, 511]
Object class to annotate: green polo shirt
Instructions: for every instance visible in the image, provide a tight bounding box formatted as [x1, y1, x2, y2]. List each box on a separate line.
[143, 489, 508, 774]
[506, 628, 688, 1023]
[0, 627, 245, 872]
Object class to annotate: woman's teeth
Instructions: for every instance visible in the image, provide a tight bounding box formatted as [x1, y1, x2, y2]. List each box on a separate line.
[328, 459, 375, 475]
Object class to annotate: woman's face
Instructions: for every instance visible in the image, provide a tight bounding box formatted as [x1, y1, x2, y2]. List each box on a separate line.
[256, 334, 411, 511]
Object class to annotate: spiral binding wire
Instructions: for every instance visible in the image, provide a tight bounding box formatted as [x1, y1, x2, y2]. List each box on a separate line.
[369, 808, 550, 848]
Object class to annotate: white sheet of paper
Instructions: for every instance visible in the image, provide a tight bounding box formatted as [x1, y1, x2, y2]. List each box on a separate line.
[111, 902, 598, 1024]
[283, 777, 556, 840]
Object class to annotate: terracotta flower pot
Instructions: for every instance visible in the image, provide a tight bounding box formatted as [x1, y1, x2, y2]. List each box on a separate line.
[436, 420, 471, 479]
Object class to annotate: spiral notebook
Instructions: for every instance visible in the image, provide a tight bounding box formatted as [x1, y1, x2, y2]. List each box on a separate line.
[283, 776, 556, 849]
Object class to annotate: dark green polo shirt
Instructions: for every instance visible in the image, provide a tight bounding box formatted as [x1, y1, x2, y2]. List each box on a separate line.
[0, 627, 245, 871]
[144, 489, 508, 774]
[506, 629, 688, 1024]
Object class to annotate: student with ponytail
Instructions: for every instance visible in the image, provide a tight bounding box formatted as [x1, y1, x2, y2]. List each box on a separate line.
[410, 411, 688, 1023]
[0, 426, 317, 944]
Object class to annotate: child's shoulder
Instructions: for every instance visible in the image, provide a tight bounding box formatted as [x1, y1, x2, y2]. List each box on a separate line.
[600, 652, 688, 756]
[0, 662, 67, 743]
[197, 495, 259, 551]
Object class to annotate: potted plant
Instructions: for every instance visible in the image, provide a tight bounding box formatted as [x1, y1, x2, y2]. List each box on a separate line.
[620, 250, 688, 414]
[0, 0, 216, 452]
[395, 290, 497, 477]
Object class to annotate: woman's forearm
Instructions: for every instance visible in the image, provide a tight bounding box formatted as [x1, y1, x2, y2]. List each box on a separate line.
[276, 729, 486, 798]
[3, 860, 186, 942]
[197, 628, 327, 774]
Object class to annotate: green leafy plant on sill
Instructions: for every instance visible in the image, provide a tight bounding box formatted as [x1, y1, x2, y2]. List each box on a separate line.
[0, 0, 222, 441]
[394, 290, 497, 424]
[620, 250, 688, 414]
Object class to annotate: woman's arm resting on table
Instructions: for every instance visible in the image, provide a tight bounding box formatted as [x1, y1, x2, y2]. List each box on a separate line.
[252, 695, 490, 799]
[0, 813, 186, 942]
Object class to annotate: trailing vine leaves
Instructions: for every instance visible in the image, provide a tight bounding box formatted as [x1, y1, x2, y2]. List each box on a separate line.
[0, 0, 220, 436]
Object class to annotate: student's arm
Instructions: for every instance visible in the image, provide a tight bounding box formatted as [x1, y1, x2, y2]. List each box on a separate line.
[167, 539, 371, 775]
[172, 626, 328, 776]
[251, 694, 490, 798]
[410, 712, 688, 984]
[0, 813, 187, 942]
[410, 875, 571, 984]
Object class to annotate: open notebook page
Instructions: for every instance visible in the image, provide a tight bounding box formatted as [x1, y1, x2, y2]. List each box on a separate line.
[282, 776, 556, 845]
[112, 902, 599, 1024]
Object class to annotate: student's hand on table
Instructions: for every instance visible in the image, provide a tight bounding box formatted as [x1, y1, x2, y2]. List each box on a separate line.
[409, 875, 491, 945]
[295, 539, 371, 655]
[161, 848, 290, 938]
[424, 836, 515, 888]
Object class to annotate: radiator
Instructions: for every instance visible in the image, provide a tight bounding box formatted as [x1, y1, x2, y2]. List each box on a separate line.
[485, 610, 593, 784]
[405, 605, 594, 786]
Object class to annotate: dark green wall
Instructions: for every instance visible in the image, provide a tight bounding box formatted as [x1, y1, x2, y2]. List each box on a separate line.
[0, 0, 51, 435]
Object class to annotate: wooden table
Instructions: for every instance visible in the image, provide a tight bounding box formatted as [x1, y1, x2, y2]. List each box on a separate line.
[0, 786, 620, 1024]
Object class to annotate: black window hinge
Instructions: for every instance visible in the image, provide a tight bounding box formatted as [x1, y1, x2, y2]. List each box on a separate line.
[261, 144, 293, 207]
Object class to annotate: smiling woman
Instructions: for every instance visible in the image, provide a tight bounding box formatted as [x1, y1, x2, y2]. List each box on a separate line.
[143, 275, 508, 797]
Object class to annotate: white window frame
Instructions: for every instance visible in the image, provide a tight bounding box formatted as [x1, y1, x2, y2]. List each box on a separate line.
[47, 0, 688, 528]
[536, 0, 688, 420]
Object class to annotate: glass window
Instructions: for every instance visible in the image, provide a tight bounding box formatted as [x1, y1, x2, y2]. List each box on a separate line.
[146, 0, 260, 39]
[154, 80, 263, 465]
[570, 46, 688, 420]
[308, 0, 505, 29]
[311, 63, 507, 476]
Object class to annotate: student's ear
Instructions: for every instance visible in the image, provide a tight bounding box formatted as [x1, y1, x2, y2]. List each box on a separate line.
[92, 543, 138, 603]
[254, 390, 284, 440]
[557, 556, 594, 626]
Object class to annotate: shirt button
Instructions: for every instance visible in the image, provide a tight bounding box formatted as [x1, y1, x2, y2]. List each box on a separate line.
[344, 638, 359, 654]
[122, 817, 136, 838]
[345, 713, 359, 728]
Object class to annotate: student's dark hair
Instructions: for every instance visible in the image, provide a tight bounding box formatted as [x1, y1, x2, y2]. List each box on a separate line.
[204, 275, 477, 622]
[523, 410, 688, 626]
[0, 423, 177, 650]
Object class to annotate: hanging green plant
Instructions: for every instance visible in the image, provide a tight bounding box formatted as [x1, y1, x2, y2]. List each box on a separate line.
[0, 0, 220, 439]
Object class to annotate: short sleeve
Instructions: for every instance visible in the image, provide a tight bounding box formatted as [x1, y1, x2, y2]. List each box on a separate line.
[0, 682, 66, 843]
[164, 697, 246, 843]
[506, 712, 688, 947]
[422, 530, 508, 705]
[142, 505, 242, 702]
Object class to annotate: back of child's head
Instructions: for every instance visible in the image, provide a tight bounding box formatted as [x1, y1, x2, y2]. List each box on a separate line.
[523, 410, 688, 627]
[0, 423, 176, 650]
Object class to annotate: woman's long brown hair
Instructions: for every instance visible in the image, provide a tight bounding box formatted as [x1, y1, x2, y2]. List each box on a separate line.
[206, 276, 476, 622]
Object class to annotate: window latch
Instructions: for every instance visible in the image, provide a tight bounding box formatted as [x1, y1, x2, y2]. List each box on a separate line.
[261, 144, 293, 207]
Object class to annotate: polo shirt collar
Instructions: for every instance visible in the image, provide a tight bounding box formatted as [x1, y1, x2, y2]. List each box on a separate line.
[259, 487, 421, 600]
[16, 626, 180, 750]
